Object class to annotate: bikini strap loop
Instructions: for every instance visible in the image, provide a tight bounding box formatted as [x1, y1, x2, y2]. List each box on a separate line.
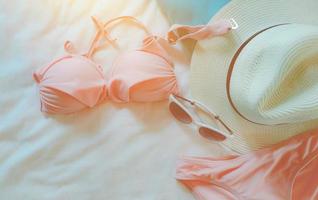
[166, 18, 237, 44]
[101, 16, 151, 36]
[86, 16, 118, 58]
[64, 17, 117, 58]
[86, 16, 152, 58]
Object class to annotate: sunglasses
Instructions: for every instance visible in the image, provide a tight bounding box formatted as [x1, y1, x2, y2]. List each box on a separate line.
[169, 94, 233, 141]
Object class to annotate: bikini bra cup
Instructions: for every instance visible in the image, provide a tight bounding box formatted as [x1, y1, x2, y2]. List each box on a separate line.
[141, 36, 172, 64]
[102, 17, 231, 102]
[107, 35, 178, 102]
[33, 16, 232, 114]
[33, 55, 107, 114]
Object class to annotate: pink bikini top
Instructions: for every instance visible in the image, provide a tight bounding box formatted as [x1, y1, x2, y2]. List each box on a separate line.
[33, 16, 178, 114]
[33, 16, 232, 114]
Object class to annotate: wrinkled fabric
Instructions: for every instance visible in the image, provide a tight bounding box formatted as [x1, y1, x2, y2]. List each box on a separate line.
[108, 36, 178, 102]
[33, 15, 233, 114]
[176, 129, 318, 200]
[33, 16, 179, 114]
[33, 55, 107, 114]
[1, 1, 210, 199]
[167, 19, 232, 44]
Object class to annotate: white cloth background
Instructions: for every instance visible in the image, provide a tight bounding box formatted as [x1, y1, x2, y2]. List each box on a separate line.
[0, 0, 228, 199]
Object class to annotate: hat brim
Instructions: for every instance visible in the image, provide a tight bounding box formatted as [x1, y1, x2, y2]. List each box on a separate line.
[190, 0, 318, 153]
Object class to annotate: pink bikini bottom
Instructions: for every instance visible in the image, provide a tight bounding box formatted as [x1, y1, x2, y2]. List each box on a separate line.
[176, 129, 318, 200]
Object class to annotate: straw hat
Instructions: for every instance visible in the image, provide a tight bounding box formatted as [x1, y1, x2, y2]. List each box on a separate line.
[190, 0, 318, 153]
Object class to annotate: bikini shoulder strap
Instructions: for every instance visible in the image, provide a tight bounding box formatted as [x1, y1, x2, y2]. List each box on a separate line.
[166, 18, 238, 44]
[65, 16, 152, 58]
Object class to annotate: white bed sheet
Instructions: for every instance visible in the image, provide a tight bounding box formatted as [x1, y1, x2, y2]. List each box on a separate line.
[0, 0, 229, 199]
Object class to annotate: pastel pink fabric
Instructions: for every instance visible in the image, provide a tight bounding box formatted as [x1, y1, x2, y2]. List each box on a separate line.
[33, 55, 107, 114]
[107, 35, 176, 102]
[176, 129, 318, 200]
[33, 16, 232, 114]
[167, 19, 232, 44]
[33, 16, 178, 114]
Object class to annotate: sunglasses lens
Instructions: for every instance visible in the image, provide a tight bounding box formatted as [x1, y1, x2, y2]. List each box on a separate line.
[169, 102, 192, 124]
[199, 127, 226, 141]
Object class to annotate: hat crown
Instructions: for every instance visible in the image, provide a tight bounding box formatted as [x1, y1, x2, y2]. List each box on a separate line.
[230, 24, 318, 125]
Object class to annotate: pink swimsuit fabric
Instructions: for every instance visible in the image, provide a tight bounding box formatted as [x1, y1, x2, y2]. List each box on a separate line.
[33, 16, 232, 114]
[176, 129, 318, 200]
[33, 17, 178, 114]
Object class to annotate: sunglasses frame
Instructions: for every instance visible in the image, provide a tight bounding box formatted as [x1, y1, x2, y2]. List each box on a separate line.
[169, 94, 234, 141]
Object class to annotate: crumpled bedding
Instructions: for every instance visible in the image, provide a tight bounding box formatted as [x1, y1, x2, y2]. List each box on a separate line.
[0, 0, 229, 199]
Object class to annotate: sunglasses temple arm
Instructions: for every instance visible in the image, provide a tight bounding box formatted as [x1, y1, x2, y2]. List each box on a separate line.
[217, 118, 233, 134]
[195, 101, 233, 134]
[173, 94, 195, 105]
